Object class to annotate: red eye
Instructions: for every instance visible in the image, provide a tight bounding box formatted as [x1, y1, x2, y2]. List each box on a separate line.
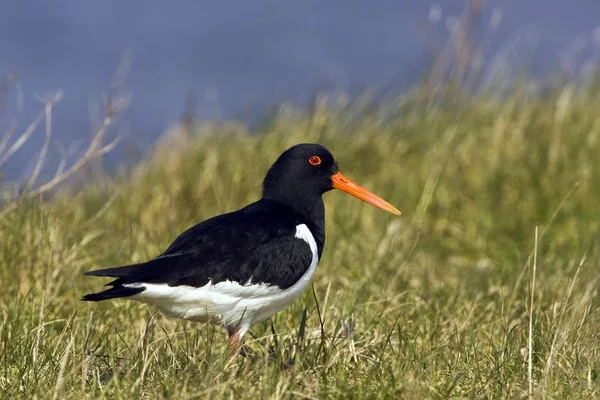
[309, 156, 322, 166]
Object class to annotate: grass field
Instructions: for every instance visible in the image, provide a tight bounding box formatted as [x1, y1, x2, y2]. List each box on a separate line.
[1, 88, 600, 399]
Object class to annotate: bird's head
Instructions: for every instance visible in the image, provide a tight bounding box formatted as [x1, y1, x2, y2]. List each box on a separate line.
[262, 143, 400, 215]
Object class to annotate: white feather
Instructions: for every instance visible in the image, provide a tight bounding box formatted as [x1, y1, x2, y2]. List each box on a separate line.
[126, 224, 319, 337]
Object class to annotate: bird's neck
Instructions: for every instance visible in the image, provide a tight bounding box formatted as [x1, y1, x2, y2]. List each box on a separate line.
[264, 192, 326, 255]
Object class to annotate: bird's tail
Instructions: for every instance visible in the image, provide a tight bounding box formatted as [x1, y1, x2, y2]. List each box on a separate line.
[82, 285, 145, 302]
[82, 257, 173, 301]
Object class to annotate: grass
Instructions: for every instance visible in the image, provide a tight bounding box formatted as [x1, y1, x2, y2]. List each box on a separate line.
[1, 87, 600, 399]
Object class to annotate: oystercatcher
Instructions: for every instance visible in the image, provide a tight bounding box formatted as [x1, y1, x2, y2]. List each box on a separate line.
[82, 143, 400, 351]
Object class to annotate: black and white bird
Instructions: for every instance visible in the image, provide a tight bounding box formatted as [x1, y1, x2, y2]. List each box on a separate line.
[82, 143, 400, 350]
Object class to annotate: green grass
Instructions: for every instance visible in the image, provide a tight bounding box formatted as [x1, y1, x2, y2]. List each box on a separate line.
[1, 88, 600, 399]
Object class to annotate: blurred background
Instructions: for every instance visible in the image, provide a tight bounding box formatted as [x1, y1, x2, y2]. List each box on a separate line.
[1, 0, 600, 181]
[2, 2, 600, 397]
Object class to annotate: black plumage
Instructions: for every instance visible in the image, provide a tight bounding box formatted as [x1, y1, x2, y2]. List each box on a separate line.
[83, 199, 319, 296]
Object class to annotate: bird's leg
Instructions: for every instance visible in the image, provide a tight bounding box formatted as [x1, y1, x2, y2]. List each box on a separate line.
[228, 328, 239, 346]
[227, 327, 241, 355]
[226, 326, 256, 358]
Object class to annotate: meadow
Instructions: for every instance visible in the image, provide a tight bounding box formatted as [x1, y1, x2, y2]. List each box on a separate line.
[1, 85, 599, 399]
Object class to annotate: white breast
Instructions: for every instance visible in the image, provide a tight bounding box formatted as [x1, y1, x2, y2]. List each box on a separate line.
[128, 223, 320, 331]
[249, 223, 319, 322]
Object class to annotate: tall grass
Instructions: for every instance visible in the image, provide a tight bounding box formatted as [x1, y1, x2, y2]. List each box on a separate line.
[1, 86, 599, 398]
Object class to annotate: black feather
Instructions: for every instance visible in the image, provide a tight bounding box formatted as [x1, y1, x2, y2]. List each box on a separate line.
[83, 199, 321, 291]
[83, 257, 179, 286]
[82, 285, 145, 302]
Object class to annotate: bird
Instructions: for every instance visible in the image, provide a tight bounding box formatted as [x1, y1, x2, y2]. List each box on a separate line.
[82, 143, 400, 352]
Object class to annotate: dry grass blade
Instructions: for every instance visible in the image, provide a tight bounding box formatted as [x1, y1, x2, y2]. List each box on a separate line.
[52, 333, 75, 400]
[0, 107, 45, 168]
[528, 226, 538, 398]
[0, 75, 24, 157]
[26, 91, 64, 188]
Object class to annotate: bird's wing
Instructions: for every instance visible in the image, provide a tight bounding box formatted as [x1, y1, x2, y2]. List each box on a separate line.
[84, 201, 315, 290]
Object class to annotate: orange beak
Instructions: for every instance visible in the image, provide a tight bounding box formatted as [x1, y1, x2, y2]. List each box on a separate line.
[331, 172, 401, 215]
